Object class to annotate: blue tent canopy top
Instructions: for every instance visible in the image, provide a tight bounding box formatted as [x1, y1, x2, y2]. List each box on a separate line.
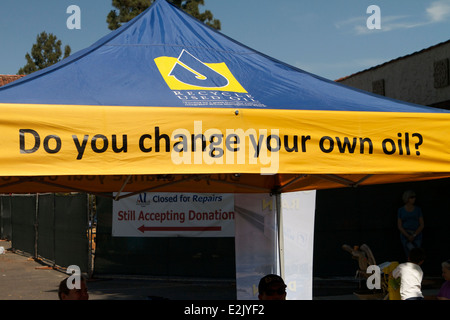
[0, 0, 446, 113]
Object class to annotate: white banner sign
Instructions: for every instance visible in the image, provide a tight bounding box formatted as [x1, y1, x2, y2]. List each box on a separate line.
[281, 191, 316, 300]
[234, 194, 278, 300]
[112, 193, 235, 237]
[234, 191, 316, 300]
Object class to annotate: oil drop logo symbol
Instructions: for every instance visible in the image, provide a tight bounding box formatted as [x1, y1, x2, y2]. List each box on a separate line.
[169, 50, 228, 88]
[155, 49, 247, 92]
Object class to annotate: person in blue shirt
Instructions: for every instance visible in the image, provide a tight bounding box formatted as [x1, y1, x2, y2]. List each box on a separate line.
[397, 190, 424, 258]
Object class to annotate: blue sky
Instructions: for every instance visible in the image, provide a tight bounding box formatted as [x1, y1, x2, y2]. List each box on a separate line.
[1, 0, 449, 80]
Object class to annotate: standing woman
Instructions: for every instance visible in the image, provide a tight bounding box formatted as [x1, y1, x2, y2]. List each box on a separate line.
[397, 190, 424, 257]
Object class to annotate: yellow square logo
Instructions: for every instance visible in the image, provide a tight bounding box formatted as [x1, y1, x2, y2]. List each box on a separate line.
[155, 49, 247, 93]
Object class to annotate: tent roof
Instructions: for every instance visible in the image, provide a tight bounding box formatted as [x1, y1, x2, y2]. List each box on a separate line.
[1, 0, 450, 197]
[1, 0, 447, 113]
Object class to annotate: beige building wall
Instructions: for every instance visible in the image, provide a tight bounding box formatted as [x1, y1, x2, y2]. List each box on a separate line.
[337, 40, 450, 109]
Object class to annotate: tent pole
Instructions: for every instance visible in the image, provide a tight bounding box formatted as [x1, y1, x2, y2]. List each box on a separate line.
[22, 178, 115, 199]
[315, 174, 358, 187]
[114, 174, 210, 200]
[274, 174, 307, 193]
[0, 177, 34, 189]
[353, 174, 373, 186]
[275, 192, 285, 279]
[114, 175, 132, 201]
[205, 177, 271, 193]
[34, 194, 39, 260]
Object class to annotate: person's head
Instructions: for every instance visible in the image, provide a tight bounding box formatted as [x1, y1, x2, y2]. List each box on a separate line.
[408, 247, 426, 265]
[442, 260, 450, 281]
[58, 276, 89, 300]
[402, 190, 416, 204]
[258, 274, 287, 300]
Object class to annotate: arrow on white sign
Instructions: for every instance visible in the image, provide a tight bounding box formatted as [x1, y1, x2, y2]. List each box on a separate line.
[137, 225, 222, 233]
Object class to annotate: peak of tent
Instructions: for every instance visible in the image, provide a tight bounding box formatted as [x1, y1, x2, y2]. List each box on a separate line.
[102, 0, 253, 55]
[0, 0, 252, 93]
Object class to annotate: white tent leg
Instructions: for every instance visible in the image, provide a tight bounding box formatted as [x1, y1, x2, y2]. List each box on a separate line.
[275, 193, 285, 279]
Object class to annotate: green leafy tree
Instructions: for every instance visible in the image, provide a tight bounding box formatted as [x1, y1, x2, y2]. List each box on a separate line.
[18, 32, 71, 75]
[107, 0, 221, 30]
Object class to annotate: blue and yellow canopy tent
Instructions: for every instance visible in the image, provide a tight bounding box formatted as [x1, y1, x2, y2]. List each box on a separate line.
[1, 0, 450, 198]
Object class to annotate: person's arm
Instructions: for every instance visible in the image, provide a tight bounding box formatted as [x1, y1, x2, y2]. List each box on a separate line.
[413, 216, 424, 238]
[392, 265, 401, 279]
[397, 218, 414, 241]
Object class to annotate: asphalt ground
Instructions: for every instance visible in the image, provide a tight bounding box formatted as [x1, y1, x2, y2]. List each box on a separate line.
[0, 240, 237, 300]
[0, 240, 443, 301]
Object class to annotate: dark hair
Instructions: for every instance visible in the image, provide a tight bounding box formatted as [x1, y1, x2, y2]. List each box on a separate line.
[58, 276, 86, 300]
[258, 274, 286, 294]
[402, 190, 416, 204]
[409, 247, 426, 263]
[58, 277, 71, 300]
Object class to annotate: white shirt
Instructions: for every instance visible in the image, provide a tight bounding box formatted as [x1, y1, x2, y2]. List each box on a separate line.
[392, 262, 424, 300]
